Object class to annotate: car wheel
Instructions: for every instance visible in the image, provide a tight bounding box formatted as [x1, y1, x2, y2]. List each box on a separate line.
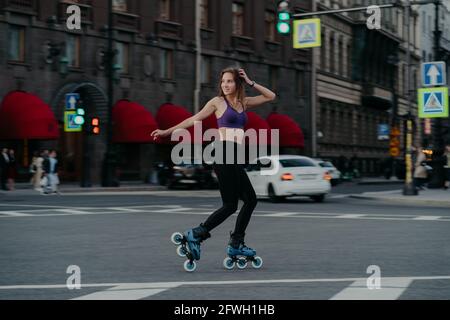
[311, 194, 325, 203]
[268, 184, 284, 203]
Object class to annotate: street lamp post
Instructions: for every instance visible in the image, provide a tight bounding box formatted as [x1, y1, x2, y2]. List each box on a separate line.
[428, 0, 445, 188]
[102, 0, 118, 187]
[403, 0, 417, 195]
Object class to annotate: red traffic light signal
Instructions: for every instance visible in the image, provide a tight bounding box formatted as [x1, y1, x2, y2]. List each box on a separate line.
[90, 117, 100, 135]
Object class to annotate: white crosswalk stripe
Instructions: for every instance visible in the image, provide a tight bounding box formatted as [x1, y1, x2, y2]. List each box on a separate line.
[0, 204, 449, 222]
[1, 276, 450, 300]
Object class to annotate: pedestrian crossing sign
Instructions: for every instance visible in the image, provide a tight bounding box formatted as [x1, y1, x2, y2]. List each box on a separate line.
[64, 111, 83, 132]
[293, 18, 321, 49]
[418, 87, 448, 118]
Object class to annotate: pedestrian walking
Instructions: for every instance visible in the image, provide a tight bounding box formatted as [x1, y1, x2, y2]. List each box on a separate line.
[444, 144, 450, 190]
[0, 148, 9, 190]
[43, 150, 59, 194]
[6, 149, 17, 191]
[413, 146, 427, 190]
[151, 67, 276, 271]
[30, 151, 44, 191]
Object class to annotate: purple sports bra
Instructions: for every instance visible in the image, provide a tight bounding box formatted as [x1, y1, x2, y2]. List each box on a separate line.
[217, 97, 248, 129]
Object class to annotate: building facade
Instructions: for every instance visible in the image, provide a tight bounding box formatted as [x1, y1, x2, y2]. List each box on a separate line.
[0, 0, 313, 184]
[314, 0, 421, 176]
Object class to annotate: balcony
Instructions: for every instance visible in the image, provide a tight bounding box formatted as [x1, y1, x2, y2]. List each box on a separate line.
[58, 1, 92, 26]
[362, 83, 393, 111]
[231, 35, 254, 53]
[155, 20, 182, 41]
[113, 11, 140, 32]
[2, 0, 37, 14]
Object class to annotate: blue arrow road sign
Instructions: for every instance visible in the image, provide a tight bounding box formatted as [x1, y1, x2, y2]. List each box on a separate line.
[377, 124, 389, 140]
[65, 93, 80, 110]
[421, 61, 446, 87]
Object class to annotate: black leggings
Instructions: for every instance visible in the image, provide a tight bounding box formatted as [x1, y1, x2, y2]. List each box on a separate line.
[202, 143, 257, 238]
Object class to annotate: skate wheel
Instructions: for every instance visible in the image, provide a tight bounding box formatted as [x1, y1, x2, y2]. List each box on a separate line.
[237, 258, 248, 269]
[223, 257, 235, 270]
[171, 232, 183, 245]
[183, 260, 197, 272]
[251, 256, 263, 269]
[176, 245, 187, 257]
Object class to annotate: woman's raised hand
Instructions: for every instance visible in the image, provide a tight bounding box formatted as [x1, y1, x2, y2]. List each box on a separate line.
[238, 68, 252, 85]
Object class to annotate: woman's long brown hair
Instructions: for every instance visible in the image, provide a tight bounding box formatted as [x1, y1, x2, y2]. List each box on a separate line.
[217, 67, 246, 110]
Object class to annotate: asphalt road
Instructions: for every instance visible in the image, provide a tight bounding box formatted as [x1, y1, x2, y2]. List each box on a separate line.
[1, 182, 449, 300]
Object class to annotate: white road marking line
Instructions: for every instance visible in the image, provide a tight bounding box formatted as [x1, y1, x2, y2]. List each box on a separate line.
[0, 211, 33, 217]
[150, 207, 194, 213]
[56, 209, 93, 215]
[1, 275, 450, 291]
[0, 206, 449, 223]
[264, 212, 302, 217]
[0, 203, 97, 209]
[328, 194, 350, 199]
[107, 208, 144, 212]
[412, 216, 441, 221]
[72, 288, 168, 300]
[335, 214, 366, 219]
[330, 278, 413, 300]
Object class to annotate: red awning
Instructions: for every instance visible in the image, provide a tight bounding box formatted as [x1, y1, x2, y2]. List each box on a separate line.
[267, 112, 304, 148]
[244, 111, 272, 145]
[155, 103, 203, 144]
[0, 91, 59, 140]
[112, 100, 158, 143]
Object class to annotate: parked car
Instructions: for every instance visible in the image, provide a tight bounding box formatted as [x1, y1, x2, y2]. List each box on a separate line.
[154, 161, 218, 189]
[245, 155, 331, 202]
[312, 158, 342, 186]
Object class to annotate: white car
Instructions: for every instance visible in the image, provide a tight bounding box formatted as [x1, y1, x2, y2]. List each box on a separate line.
[246, 155, 331, 202]
[312, 158, 342, 186]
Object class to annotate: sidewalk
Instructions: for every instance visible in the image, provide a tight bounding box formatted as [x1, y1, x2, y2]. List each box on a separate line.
[351, 188, 450, 207]
[356, 176, 404, 185]
[0, 181, 167, 196]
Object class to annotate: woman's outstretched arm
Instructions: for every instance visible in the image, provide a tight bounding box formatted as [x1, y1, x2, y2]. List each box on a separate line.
[151, 98, 217, 140]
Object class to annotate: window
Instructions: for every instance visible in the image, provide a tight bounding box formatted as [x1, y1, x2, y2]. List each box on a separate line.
[113, 0, 127, 12]
[269, 66, 278, 91]
[265, 11, 276, 41]
[201, 55, 211, 84]
[160, 50, 174, 79]
[279, 158, 316, 168]
[296, 71, 305, 96]
[320, 31, 326, 70]
[66, 35, 80, 68]
[8, 25, 25, 62]
[160, 0, 171, 20]
[116, 42, 129, 74]
[200, 0, 209, 28]
[338, 39, 343, 76]
[329, 33, 335, 73]
[232, 2, 244, 36]
[347, 42, 352, 78]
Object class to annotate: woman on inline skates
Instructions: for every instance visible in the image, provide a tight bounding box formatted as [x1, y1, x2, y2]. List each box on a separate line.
[151, 67, 276, 271]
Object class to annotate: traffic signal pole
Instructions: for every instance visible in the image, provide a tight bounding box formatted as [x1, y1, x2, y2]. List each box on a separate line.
[102, 0, 118, 187]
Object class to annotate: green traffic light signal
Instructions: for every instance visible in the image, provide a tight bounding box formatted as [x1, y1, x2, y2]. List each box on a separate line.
[74, 108, 85, 125]
[278, 12, 290, 21]
[277, 21, 290, 34]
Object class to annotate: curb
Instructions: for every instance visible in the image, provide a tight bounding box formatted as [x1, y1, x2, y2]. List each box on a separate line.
[350, 194, 450, 207]
[356, 180, 404, 185]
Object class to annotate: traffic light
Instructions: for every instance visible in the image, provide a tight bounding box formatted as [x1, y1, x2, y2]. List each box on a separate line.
[277, 0, 291, 34]
[89, 117, 100, 135]
[74, 100, 85, 126]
